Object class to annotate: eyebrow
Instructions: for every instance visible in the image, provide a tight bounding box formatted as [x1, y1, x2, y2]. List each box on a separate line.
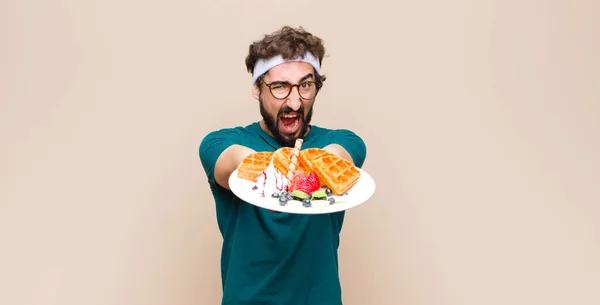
[269, 73, 315, 84]
[298, 73, 314, 82]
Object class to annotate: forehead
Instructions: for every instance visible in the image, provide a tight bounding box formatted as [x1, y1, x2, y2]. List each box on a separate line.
[263, 61, 315, 82]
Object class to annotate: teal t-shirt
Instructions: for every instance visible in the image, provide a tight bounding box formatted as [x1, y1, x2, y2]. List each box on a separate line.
[199, 122, 367, 305]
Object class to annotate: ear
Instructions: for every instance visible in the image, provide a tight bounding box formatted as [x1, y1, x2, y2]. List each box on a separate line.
[252, 83, 260, 100]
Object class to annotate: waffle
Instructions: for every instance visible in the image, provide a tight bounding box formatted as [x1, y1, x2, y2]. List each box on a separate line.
[237, 151, 274, 181]
[273, 147, 310, 177]
[299, 148, 361, 195]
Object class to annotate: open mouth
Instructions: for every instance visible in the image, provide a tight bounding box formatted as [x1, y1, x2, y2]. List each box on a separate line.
[279, 113, 302, 135]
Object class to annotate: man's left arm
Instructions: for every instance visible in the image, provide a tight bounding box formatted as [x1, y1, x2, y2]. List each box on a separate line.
[322, 129, 367, 168]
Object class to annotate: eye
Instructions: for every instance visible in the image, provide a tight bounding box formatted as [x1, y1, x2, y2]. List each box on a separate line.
[300, 82, 313, 89]
[270, 83, 287, 90]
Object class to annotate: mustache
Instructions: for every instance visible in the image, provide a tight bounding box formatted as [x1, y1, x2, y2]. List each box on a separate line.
[278, 105, 304, 116]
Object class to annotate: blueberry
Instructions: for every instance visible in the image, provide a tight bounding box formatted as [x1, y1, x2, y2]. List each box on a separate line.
[342, 192, 348, 196]
[286, 193, 293, 200]
[271, 192, 280, 198]
[325, 188, 332, 196]
[279, 196, 288, 206]
[302, 198, 311, 207]
[328, 197, 335, 205]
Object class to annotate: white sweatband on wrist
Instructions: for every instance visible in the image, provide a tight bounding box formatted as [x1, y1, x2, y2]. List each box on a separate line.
[252, 51, 321, 83]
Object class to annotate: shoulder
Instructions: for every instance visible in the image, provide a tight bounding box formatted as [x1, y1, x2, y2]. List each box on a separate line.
[198, 123, 258, 183]
[310, 125, 367, 168]
[198, 123, 257, 163]
[199, 123, 257, 147]
[311, 125, 365, 142]
[201, 126, 244, 141]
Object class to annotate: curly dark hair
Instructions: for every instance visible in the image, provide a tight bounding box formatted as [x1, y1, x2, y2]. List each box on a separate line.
[245, 26, 327, 85]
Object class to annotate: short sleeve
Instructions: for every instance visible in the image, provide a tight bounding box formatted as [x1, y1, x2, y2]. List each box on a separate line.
[198, 128, 242, 183]
[328, 129, 367, 168]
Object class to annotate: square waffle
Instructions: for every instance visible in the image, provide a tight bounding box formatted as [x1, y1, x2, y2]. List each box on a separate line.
[237, 151, 274, 181]
[299, 148, 361, 195]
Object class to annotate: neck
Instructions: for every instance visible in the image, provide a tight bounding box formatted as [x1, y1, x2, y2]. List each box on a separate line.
[259, 120, 273, 137]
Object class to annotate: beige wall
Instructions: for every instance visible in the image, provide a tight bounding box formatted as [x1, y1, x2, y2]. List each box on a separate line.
[1, 1, 599, 304]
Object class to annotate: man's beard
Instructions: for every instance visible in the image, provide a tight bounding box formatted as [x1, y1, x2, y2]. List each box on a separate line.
[260, 100, 313, 147]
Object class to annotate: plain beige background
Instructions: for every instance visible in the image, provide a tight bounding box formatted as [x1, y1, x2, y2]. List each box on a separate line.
[1, 0, 599, 304]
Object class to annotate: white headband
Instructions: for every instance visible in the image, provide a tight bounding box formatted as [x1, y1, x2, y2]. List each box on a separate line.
[252, 51, 321, 83]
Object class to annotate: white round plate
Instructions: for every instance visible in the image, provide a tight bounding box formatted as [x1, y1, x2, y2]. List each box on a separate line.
[228, 168, 376, 214]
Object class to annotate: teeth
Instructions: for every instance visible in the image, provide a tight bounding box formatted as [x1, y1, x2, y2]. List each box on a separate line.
[282, 114, 297, 118]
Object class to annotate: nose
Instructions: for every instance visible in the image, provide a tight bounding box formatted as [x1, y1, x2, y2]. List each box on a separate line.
[286, 87, 302, 111]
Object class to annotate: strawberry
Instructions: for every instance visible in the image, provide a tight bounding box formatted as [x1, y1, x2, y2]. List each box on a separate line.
[289, 171, 321, 194]
[305, 172, 321, 193]
[289, 171, 306, 192]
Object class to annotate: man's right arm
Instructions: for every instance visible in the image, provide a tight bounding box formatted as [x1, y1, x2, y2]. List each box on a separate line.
[199, 129, 256, 190]
[213, 144, 255, 189]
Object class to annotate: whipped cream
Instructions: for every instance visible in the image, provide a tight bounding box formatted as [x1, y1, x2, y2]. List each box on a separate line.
[252, 158, 289, 197]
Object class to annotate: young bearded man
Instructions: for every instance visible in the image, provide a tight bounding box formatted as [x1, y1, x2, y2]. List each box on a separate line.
[199, 25, 367, 305]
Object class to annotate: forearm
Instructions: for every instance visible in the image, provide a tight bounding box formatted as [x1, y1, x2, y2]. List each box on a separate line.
[214, 144, 256, 189]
